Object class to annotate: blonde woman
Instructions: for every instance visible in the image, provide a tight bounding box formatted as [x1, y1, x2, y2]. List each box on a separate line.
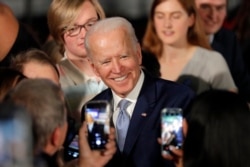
[47, 0, 107, 121]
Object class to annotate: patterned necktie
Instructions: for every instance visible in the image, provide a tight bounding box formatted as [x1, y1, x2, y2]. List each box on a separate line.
[116, 99, 131, 151]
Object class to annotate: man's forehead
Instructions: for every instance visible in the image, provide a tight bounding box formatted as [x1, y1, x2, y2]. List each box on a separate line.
[195, 0, 227, 6]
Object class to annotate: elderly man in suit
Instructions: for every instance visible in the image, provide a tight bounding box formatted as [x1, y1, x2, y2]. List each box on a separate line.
[81, 17, 195, 167]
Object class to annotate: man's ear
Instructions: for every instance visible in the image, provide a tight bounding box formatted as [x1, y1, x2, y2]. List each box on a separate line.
[42, 127, 62, 156]
[136, 43, 142, 65]
[188, 13, 195, 27]
[51, 127, 62, 147]
[88, 58, 100, 77]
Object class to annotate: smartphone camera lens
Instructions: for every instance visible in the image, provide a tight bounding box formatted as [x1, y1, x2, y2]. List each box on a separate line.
[96, 139, 102, 145]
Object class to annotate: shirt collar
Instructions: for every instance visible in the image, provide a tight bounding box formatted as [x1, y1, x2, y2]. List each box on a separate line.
[112, 70, 144, 109]
[209, 34, 214, 44]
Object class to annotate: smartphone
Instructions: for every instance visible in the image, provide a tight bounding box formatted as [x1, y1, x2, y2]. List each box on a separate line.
[161, 108, 183, 155]
[64, 100, 111, 161]
[64, 134, 80, 161]
[63, 116, 79, 161]
[0, 103, 33, 167]
[85, 100, 111, 150]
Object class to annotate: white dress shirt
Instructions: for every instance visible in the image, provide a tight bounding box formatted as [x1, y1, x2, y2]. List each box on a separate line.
[112, 71, 145, 127]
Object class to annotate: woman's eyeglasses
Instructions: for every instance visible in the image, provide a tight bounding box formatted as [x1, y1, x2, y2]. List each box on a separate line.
[64, 19, 98, 37]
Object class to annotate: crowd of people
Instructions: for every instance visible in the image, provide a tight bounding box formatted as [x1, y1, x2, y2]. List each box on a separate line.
[1, 0, 250, 167]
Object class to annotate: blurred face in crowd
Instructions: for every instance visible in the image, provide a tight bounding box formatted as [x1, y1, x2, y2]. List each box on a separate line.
[63, 1, 98, 60]
[88, 28, 142, 98]
[153, 0, 194, 46]
[195, 0, 227, 35]
[23, 61, 60, 85]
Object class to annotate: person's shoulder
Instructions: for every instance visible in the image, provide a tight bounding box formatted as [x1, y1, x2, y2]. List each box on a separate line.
[141, 50, 160, 78]
[214, 28, 237, 41]
[57, 59, 80, 77]
[34, 152, 59, 167]
[152, 77, 196, 105]
[213, 28, 242, 60]
[57, 58, 72, 74]
[147, 74, 195, 95]
[90, 88, 112, 101]
[196, 46, 224, 60]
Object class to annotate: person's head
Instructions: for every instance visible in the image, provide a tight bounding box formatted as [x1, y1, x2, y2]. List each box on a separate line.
[4, 79, 68, 155]
[234, 0, 250, 42]
[0, 67, 26, 101]
[10, 49, 60, 85]
[195, 0, 227, 35]
[0, 3, 19, 62]
[143, 0, 210, 58]
[183, 89, 250, 167]
[85, 17, 142, 98]
[47, 0, 105, 59]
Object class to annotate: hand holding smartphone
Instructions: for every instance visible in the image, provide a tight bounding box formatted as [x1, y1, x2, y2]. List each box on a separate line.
[161, 108, 183, 155]
[64, 100, 111, 161]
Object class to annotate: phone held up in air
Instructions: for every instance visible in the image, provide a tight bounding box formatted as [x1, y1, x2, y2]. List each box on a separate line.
[65, 100, 111, 161]
[85, 100, 111, 150]
[161, 108, 183, 155]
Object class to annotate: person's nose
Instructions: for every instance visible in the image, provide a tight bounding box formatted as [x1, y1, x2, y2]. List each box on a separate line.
[209, 7, 219, 22]
[112, 59, 122, 73]
[79, 27, 87, 39]
[164, 16, 172, 28]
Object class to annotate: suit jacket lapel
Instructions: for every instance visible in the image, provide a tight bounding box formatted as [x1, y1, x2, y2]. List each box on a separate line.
[123, 73, 157, 155]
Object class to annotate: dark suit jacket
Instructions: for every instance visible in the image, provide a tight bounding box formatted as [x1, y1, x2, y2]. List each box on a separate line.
[212, 28, 250, 102]
[82, 72, 195, 167]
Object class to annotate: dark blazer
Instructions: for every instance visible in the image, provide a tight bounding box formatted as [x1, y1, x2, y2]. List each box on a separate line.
[212, 28, 250, 102]
[82, 72, 195, 167]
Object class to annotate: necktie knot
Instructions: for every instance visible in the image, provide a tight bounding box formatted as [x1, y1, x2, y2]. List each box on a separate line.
[119, 99, 131, 113]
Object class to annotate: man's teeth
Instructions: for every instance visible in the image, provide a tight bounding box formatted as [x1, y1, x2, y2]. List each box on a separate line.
[114, 75, 127, 81]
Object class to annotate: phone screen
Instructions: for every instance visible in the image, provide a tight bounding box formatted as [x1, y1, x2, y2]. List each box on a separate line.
[161, 108, 183, 155]
[65, 134, 80, 160]
[85, 100, 110, 150]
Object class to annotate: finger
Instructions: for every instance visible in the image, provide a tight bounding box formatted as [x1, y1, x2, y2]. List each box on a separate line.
[104, 140, 117, 156]
[103, 128, 117, 156]
[78, 122, 91, 156]
[108, 127, 116, 141]
[157, 138, 162, 144]
[162, 151, 174, 160]
[169, 146, 183, 157]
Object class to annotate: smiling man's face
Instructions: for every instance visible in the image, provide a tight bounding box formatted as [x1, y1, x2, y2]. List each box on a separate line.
[195, 0, 227, 35]
[89, 28, 142, 98]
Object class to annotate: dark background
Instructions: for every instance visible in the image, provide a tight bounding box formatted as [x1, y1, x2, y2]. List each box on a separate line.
[1, 0, 241, 45]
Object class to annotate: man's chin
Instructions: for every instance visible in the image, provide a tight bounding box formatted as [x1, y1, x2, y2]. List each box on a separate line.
[112, 87, 131, 98]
